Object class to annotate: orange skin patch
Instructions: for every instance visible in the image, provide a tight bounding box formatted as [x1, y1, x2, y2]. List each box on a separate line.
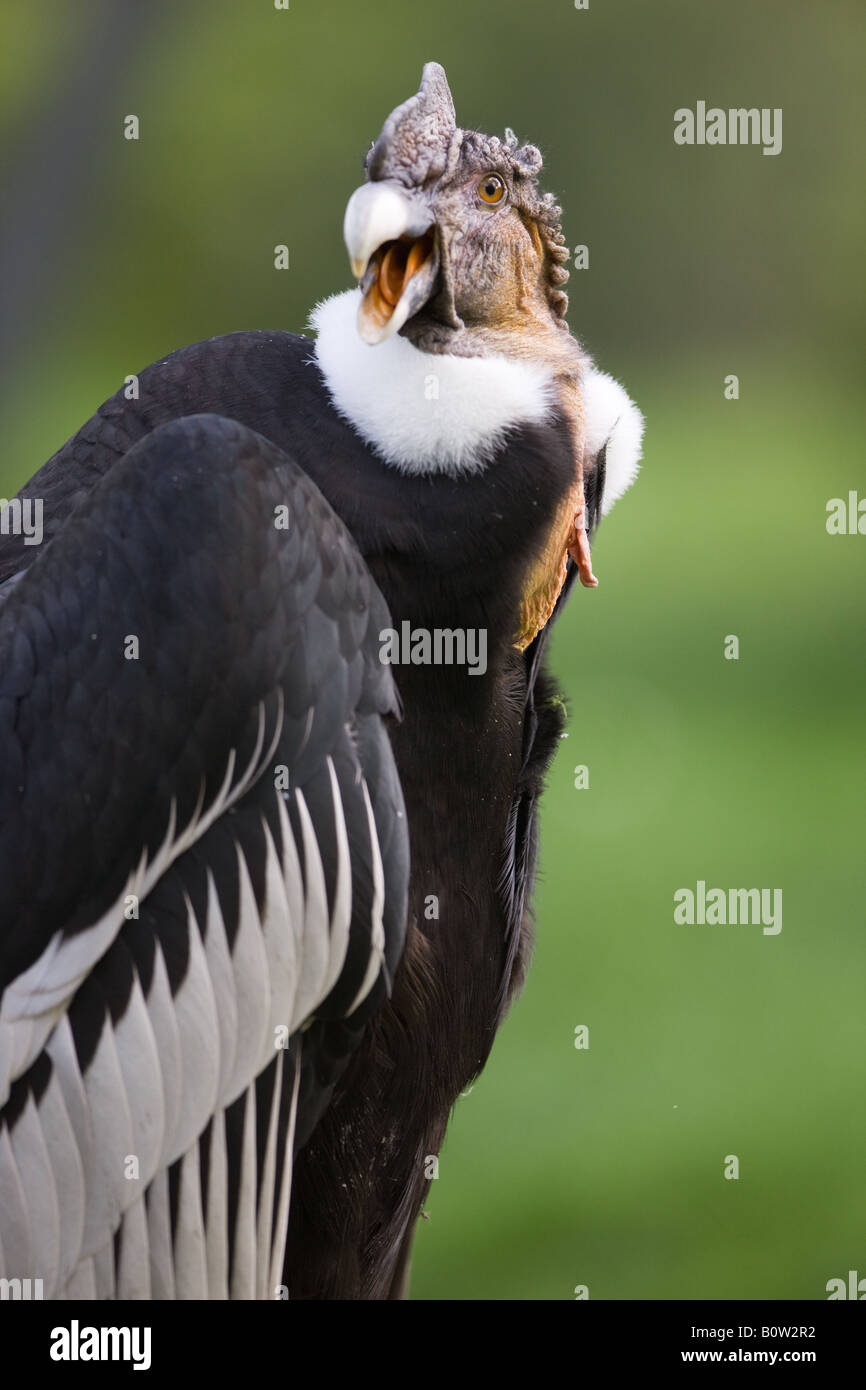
[513, 373, 597, 653]
[514, 470, 596, 652]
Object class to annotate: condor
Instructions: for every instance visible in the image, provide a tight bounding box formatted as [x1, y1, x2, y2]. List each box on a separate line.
[0, 63, 643, 1299]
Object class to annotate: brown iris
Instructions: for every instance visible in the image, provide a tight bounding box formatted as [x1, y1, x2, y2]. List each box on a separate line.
[477, 173, 505, 204]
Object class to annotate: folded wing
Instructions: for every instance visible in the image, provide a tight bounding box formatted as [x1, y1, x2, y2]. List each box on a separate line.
[0, 413, 409, 1298]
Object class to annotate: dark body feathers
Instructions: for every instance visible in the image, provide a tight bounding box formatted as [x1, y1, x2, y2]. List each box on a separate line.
[0, 330, 580, 1297]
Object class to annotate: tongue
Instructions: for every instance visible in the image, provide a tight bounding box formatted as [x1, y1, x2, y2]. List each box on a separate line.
[380, 236, 431, 308]
[380, 241, 409, 306]
[357, 232, 438, 344]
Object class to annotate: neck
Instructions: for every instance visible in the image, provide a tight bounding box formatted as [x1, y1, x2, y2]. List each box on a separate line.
[311, 289, 560, 478]
[405, 301, 582, 371]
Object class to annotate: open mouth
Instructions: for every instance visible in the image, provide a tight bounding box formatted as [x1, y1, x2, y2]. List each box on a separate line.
[356, 231, 438, 344]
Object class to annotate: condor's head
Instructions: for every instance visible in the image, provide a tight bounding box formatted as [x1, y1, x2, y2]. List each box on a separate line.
[331, 63, 643, 648]
[342, 62, 573, 366]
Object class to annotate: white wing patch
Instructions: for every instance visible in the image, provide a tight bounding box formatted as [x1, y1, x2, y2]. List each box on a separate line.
[0, 760, 390, 1298]
[0, 696, 286, 1109]
[347, 779, 387, 1016]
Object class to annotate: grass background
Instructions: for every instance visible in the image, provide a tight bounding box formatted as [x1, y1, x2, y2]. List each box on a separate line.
[1, 0, 862, 1299]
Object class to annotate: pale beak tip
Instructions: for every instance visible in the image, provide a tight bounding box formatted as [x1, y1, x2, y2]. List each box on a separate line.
[356, 312, 382, 345]
[349, 256, 368, 279]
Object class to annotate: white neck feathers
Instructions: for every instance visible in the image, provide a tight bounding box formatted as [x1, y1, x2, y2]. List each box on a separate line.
[310, 290, 556, 477]
[310, 289, 643, 515]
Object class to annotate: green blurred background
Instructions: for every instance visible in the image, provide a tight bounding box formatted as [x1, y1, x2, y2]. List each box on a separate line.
[1, 1, 863, 1299]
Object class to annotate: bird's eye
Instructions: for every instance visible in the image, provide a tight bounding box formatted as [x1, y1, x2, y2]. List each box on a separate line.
[477, 174, 505, 205]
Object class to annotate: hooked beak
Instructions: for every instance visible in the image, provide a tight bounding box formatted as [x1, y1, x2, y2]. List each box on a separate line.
[343, 180, 439, 344]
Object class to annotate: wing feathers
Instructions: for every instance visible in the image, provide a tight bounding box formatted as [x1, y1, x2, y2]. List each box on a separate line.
[0, 414, 409, 1297]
